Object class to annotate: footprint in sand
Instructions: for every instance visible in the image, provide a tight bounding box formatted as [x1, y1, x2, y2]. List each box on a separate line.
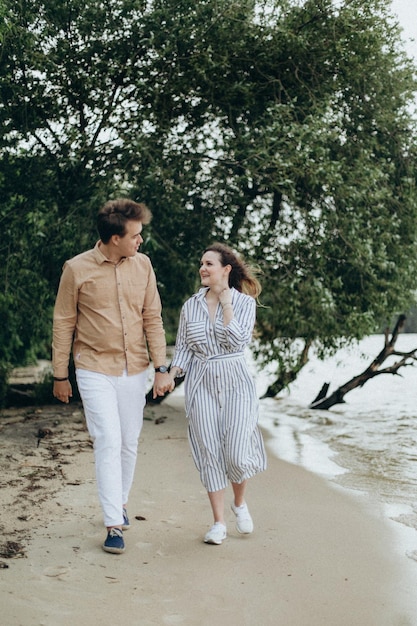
[42, 565, 69, 579]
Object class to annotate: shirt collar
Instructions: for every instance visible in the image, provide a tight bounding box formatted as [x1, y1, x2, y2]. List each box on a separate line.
[195, 287, 209, 301]
[93, 241, 130, 265]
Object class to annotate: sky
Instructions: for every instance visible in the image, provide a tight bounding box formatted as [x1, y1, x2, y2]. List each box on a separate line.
[391, 0, 417, 60]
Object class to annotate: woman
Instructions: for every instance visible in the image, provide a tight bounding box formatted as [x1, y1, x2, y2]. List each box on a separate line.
[169, 243, 267, 545]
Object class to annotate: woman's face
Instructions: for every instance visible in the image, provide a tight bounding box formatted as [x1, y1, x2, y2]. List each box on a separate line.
[199, 251, 230, 289]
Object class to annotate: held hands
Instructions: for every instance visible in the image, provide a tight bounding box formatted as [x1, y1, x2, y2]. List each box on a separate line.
[153, 371, 175, 399]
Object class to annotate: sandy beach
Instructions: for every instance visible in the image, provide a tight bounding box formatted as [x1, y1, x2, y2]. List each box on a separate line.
[1, 394, 416, 626]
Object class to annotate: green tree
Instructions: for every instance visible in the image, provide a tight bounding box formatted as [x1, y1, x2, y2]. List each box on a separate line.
[126, 0, 417, 388]
[1, 0, 417, 403]
[0, 0, 149, 384]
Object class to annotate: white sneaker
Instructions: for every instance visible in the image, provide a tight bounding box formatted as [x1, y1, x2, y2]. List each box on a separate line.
[204, 522, 227, 545]
[231, 502, 254, 534]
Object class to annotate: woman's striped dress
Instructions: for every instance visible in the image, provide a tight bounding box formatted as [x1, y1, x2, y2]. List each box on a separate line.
[171, 287, 267, 492]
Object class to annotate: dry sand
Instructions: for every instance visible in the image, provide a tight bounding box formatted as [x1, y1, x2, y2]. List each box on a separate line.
[0, 395, 416, 626]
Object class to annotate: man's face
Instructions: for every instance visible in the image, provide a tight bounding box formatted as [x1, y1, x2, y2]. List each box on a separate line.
[116, 220, 143, 257]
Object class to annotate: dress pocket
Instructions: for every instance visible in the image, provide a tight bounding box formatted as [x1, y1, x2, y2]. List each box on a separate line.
[186, 321, 207, 346]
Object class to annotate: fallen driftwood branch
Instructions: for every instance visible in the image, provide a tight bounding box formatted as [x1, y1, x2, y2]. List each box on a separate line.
[310, 314, 417, 410]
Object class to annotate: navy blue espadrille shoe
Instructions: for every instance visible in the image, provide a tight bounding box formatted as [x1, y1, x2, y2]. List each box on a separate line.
[102, 528, 125, 554]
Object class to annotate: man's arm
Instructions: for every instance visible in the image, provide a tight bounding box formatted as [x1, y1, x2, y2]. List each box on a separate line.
[52, 264, 77, 403]
[140, 261, 174, 398]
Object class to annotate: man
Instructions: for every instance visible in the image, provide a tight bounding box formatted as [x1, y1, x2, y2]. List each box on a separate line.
[52, 198, 173, 554]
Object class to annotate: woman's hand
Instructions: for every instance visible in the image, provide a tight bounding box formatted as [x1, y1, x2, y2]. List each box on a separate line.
[219, 286, 234, 325]
[218, 286, 232, 307]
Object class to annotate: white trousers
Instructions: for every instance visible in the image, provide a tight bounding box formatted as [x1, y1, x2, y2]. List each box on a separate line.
[76, 368, 147, 527]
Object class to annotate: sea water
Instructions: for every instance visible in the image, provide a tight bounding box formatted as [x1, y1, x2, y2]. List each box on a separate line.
[254, 334, 417, 553]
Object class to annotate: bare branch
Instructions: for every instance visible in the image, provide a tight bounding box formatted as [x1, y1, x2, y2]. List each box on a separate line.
[310, 315, 416, 410]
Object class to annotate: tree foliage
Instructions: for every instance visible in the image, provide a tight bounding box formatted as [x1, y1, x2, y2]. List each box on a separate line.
[1, 0, 417, 401]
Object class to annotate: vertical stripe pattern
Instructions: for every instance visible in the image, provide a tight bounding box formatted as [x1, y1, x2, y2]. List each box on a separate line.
[172, 287, 267, 492]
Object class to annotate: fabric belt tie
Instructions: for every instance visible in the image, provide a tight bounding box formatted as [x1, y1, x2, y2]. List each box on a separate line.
[186, 352, 245, 415]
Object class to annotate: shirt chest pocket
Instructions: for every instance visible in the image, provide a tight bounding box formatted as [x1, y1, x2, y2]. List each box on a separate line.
[79, 282, 115, 310]
[186, 321, 207, 347]
[126, 282, 145, 310]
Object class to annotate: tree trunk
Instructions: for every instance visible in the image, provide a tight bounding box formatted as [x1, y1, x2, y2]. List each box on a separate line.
[261, 340, 312, 398]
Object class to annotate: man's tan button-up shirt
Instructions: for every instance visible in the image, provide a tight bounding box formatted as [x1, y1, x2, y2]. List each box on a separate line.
[52, 242, 167, 378]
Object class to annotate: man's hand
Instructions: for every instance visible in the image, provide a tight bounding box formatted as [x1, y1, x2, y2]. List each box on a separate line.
[153, 372, 175, 399]
[53, 380, 73, 404]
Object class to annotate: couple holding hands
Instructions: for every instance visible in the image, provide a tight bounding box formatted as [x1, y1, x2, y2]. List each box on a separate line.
[52, 198, 266, 554]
